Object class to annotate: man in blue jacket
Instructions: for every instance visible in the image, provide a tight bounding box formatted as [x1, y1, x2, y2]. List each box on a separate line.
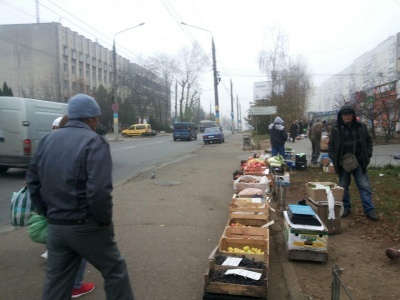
[328, 104, 379, 221]
[27, 94, 134, 299]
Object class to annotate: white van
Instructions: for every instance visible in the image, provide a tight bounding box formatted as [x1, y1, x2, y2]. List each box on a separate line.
[0, 97, 67, 173]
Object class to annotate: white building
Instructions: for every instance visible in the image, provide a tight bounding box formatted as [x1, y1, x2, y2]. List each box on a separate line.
[309, 33, 400, 112]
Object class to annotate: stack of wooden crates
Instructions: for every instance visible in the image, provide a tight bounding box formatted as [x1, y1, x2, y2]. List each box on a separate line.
[203, 192, 270, 300]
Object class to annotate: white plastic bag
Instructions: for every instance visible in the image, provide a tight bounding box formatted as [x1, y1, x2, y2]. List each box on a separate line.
[326, 188, 335, 220]
[233, 175, 269, 193]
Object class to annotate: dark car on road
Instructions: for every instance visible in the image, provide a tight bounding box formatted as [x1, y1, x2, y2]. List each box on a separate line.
[173, 122, 198, 141]
[203, 127, 224, 144]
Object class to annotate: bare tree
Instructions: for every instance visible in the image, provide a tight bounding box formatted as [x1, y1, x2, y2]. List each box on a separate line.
[148, 53, 180, 127]
[354, 79, 399, 142]
[255, 28, 312, 132]
[123, 60, 162, 124]
[175, 43, 208, 122]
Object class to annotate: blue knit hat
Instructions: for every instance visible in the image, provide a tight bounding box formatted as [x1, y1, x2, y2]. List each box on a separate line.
[67, 94, 101, 119]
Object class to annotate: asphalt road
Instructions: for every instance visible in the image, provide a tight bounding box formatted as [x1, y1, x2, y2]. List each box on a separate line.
[0, 131, 233, 231]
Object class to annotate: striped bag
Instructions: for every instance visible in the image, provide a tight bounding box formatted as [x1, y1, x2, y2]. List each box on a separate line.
[10, 186, 35, 227]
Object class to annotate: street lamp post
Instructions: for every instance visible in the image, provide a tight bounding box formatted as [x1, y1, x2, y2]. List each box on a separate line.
[112, 22, 145, 141]
[181, 22, 220, 125]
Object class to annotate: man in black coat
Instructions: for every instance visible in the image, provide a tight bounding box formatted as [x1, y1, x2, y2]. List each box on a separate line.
[328, 104, 379, 221]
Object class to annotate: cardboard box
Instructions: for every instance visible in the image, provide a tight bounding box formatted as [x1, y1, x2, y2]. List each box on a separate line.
[275, 171, 290, 186]
[306, 182, 344, 201]
[307, 199, 343, 235]
[320, 136, 329, 151]
[322, 165, 335, 173]
[321, 157, 331, 166]
[283, 211, 328, 252]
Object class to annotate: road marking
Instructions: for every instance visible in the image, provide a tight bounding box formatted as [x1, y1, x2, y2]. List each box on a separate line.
[123, 146, 136, 149]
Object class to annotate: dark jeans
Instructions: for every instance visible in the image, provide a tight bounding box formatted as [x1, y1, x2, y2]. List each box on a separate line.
[311, 138, 320, 164]
[44, 220, 134, 300]
[272, 145, 285, 157]
[339, 165, 375, 214]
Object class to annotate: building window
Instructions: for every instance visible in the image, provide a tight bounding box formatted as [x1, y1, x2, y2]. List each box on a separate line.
[86, 70, 89, 78]
[92, 72, 95, 80]
[71, 65, 76, 75]
[86, 54, 90, 64]
[98, 74, 101, 82]
[63, 63, 68, 73]
[98, 60, 102, 69]
[104, 76, 107, 83]
[63, 80, 68, 89]
[72, 82, 77, 91]
[79, 68, 83, 77]
[86, 85, 90, 94]
[104, 63, 107, 71]
[63, 46, 68, 56]
[92, 58, 96, 67]
[71, 50, 77, 60]
[79, 52, 84, 62]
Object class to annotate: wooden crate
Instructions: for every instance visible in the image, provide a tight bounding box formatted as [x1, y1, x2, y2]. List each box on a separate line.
[231, 196, 267, 207]
[207, 246, 268, 274]
[229, 198, 269, 220]
[218, 237, 269, 262]
[204, 268, 268, 299]
[229, 210, 268, 221]
[243, 166, 267, 176]
[223, 226, 269, 240]
[228, 218, 269, 228]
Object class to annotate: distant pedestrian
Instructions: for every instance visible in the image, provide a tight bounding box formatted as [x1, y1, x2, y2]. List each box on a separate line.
[27, 94, 134, 299]
[289, 120, 299, 143]
[298, 120, 305, 136]
[328, 104, 379, 221]
[268, 116, 288, 156]
[310, 119, 325, 165]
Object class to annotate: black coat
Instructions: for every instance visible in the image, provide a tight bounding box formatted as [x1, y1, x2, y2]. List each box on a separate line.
[328, 105, 372, 174]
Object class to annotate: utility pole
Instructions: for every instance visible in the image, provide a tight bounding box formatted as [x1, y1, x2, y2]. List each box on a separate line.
[111, 23, 145, 141]
[174, 80, 178, 122]
[236, 94, 240, 132]
[230, 79, 234, 134]
[36, 0, 40, 23]
[180, 22, 220, 125]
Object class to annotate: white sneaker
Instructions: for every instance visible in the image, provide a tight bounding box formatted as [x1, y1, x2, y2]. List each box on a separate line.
[40, 250, 48, 259]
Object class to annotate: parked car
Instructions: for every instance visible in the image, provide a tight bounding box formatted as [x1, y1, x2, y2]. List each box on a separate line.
[203, 127, 225, 144]
[173, 122, 198, 141]
[122, 124, 152, 137]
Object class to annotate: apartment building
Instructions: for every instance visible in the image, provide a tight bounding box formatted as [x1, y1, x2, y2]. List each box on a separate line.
[0, 22, 171, 126]
[309, 33, 400, 112]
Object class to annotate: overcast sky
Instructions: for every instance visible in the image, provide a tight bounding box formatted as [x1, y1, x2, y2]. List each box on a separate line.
[1, 0, 400, 120]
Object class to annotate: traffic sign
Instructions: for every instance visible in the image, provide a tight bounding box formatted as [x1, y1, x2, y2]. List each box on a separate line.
[249, 106, 277, 115]
[112, 103, 119, 112]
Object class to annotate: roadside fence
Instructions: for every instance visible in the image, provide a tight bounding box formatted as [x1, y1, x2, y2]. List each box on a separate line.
[332, 265, 353, 300]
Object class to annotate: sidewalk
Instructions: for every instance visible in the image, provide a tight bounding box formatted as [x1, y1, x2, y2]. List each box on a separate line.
[0, 132, 301, 300]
